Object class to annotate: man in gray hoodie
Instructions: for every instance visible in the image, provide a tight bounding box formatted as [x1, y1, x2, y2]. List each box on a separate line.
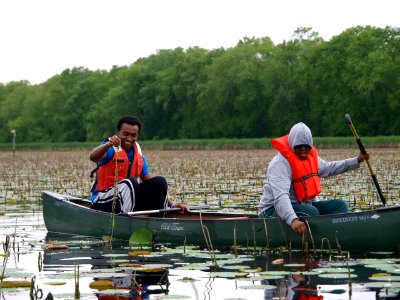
[259, 122, 369, 236]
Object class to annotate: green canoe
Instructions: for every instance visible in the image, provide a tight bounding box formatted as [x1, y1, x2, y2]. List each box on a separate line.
[42, 191, 400, 252]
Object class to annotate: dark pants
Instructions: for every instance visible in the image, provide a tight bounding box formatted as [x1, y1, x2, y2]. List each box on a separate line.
[260, 199, 348, 218]
[135, 176, 168, 211]
[91, 176, 168, 213]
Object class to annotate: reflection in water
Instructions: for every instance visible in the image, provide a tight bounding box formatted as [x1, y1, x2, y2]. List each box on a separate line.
[43, 233, 170, 299]
[0, 209, 399, 299]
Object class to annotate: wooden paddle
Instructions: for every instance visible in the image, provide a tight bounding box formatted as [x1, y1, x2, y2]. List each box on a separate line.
[345, 114, 387, 206]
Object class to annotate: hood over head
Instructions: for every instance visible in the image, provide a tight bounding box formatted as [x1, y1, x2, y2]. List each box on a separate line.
[288, 122, 313, 151]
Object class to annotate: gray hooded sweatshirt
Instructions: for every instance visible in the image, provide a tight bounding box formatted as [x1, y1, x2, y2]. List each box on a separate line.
[258, 122, 360, 226]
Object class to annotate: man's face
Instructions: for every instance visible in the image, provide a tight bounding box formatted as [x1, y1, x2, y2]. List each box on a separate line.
[117, 123, 139, 151]
[294, 144, 311, 160]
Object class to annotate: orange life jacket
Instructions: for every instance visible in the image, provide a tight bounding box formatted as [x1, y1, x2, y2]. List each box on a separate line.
[271, 135, 322, 202]
[297, 294, 324, 300]
[97, 142, 144, 191]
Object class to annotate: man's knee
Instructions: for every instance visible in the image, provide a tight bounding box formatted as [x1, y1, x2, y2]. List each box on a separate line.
[149, 176, 168, 190]
[294, 204, 319, 217]
[332, 199, 348, 213]
[126, 177, 140, 188]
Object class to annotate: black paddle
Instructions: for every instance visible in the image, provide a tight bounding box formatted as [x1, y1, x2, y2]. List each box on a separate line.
[345, 114, 387, 206]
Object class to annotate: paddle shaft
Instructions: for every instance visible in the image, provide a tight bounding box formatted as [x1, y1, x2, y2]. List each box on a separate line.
[345, 114, 387, 206]
[126, 205, 210, 216]
[128, 207, 181, 216]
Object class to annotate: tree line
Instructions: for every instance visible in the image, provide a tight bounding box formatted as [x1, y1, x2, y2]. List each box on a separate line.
[0, 26, 399, 143]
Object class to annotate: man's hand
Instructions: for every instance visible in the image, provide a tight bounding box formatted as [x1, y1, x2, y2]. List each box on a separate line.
[291, 218, 307, 236]
[108, 135, 121, 147]
[173, 203, 190, 214]
[357, 151, 370, 163]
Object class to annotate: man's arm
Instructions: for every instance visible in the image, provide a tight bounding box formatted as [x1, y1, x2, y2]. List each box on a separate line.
[140, 173, 153, 181]
[90, 142, 112, 162]
[269, 159, 307, 236]
[90, 135, 120, 163]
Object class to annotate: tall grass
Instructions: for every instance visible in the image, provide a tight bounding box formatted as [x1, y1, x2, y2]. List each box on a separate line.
[0, 136, 399, 151]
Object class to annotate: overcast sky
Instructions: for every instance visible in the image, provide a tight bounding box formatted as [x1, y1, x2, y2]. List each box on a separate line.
[1, 0, 398, 84]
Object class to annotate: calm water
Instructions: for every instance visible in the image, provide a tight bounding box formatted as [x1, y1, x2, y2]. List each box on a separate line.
[0, 204, 399, 300]
[0, 149, 399, 299]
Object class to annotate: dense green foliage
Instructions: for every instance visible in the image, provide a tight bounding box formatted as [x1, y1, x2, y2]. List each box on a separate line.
[0, 26, 399, 143]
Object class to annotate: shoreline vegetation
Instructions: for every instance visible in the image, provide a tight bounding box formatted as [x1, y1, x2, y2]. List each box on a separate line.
[0, 136, 399, 151]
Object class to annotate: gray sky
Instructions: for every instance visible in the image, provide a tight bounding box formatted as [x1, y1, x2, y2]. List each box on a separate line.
[1, 0, 398, 84]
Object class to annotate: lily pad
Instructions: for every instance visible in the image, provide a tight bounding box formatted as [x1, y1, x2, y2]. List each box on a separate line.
[242, 275, 284, 281]
[129, 250, 152, 256]
[175, 265, 210, 271]
[312, 267, 354, 273]
[89, 279, 114, 290]
[240, 267, 262, 273]
[221, 265, 250, 270]
[102, 253, 129, 258]
[368, 276, 400, 281]
[216, 257, 255, 265]
[43, 282, 67, 286]
[238, 284, 276, 290]
[0, 280, 31, 288]
[318, 273, 357, 279]
[129, 228, 153, 246]
[284, 263, 305, 267]
[97, 288, 131, 295]
[177, 277, 200, 282]
[291, 271, 321, 276]
[258, 271, 290, 276]
[364, 282, 400, 288]
[210, 272, 249, 278]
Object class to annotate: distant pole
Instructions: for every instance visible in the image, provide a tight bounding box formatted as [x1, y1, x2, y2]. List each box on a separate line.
[10, 130, 16, 157]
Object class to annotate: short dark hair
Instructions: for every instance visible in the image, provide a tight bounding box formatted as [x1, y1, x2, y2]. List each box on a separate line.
[117, 115, 142, 132]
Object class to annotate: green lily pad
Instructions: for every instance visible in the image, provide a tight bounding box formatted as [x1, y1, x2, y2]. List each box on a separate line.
[238, 284, 276, 290]
[216, 257, 255, 265]
[209, 272, 248, 278]
[43, 281, 67, 286]
[258, 271, 290, 276]
[326, 261, 359, 267]
[175, 265, 210, 271]
[240, 268, 262, 273]
[319, 273, 357, 279]
[368, 276, 400, 281]
[284, 263, 305, 267]
[102, 253, 129, 257]
[243, 275, 284, 281]
[364, 282, 400, 288]
[312, 267, 354, 273]
[291, 271, 321, 276]
[129, 228, 153, 246]
[98, 289, 131, 295]
[177, 277, 200, 282]
[222, 265, 251, 270]
[361, 259, 400, 264]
